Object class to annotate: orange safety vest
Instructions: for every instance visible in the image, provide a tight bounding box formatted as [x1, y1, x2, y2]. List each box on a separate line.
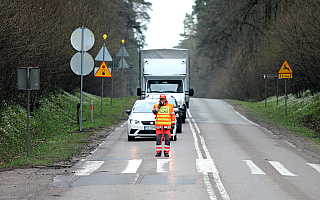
[153, 102, 175, 128]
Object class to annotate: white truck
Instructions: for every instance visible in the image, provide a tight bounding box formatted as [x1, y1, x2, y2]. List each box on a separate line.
[137, 49, 194, 123]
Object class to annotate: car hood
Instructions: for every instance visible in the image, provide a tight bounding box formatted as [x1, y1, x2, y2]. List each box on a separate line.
[129, 112, 156, 121]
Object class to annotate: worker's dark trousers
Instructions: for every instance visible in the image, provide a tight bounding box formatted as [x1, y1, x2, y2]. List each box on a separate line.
[155, 128, 171, 154]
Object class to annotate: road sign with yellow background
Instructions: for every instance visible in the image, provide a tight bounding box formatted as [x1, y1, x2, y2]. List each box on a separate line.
[94, 61, 112, 77]
[278, 60, 293, 78]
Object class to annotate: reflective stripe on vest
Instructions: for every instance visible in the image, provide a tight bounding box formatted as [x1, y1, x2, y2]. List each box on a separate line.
[155, 105, 172, 126]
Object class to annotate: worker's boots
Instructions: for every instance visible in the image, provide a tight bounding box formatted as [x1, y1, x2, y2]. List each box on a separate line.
[155, 151, 162, 157]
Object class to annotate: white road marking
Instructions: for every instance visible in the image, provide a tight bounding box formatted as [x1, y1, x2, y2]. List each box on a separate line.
[307, 163, 320, 173]
[188, 109, 230, 200]
[243, 160, 266, 175]
[222, 101, 258, 126]
[268, 161, 297, 176]
[187, 118, 216, 200]
[157, 159, 171, 173]
[74, 161, 105, 176]
[196, 159, 218, 173]
[122, 159, 142, 173]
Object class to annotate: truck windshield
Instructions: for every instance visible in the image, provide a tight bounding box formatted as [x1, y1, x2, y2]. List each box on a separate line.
[147, 80, 183, 93]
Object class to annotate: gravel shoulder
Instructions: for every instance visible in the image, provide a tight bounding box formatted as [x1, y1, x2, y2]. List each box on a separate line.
[1, 101, 319, 199]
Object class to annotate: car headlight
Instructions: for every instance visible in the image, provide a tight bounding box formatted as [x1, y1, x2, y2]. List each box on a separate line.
[129, 119, 140, 124]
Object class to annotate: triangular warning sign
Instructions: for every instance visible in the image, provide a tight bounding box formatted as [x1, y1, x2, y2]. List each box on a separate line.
[94, 61, 112, 77]
[95, 46, 112, 61]
[278, 60, 293, 74]
[119, 57, 129, 68]
[117, 45, 129, 57]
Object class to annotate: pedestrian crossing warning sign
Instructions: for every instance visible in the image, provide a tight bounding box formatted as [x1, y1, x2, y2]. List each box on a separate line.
[278, 60, 293, 74]
[94, 61, 112, 77]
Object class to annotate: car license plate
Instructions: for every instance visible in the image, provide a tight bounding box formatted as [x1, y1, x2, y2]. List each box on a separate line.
[144, 126, 155, 130]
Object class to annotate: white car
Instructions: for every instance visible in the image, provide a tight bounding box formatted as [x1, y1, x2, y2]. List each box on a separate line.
[125, 99, 177, 141]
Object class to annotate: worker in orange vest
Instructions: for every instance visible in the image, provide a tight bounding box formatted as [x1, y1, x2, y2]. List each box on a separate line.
[152, 94, 176, 157]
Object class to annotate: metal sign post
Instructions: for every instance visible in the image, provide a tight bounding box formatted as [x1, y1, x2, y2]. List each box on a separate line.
[111, 55, 119, 105]
[262, 74, 278, 108]
[101, 36, 106, 115]
[70, 26, 95, 131]
[17, 67, 40, 157]
[80, 26, 84, 131]
[278, 60, 293, 116]
[117, 39, 129, 100]
[94, 34, 112, 115]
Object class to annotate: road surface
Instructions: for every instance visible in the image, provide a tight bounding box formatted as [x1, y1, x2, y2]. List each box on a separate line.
[49, 98, 320, 200]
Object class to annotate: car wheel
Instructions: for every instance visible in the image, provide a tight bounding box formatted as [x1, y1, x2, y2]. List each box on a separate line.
[177, 124, 182, 133]
[171, 134, 177, 141]
[128, 135, 135, 141]
[182, 116, 186, 123]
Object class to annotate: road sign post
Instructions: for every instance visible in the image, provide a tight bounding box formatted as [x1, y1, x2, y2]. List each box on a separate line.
[278, 60, 293, 116]
[95, 34, 112, 115]
[17, 67, 40, 157]
[70, 26, 95, 131]
[117, 39, 129, 100]
[262, 74, 278, 108]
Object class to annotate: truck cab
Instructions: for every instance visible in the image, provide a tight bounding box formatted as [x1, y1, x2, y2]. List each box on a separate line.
[137, 49, 194, 123]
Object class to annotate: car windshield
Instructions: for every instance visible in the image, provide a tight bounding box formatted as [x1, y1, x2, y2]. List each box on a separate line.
[166, 98, 178, 108]
[132, 101, 156, 113]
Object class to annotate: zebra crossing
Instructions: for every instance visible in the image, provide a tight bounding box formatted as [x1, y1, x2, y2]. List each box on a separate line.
[243, 160, 320, 176]
[74, 158, 320, 177]
[74, 159, 172, 176]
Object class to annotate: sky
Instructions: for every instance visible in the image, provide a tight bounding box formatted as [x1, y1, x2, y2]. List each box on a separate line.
[144, 0, 195, 49]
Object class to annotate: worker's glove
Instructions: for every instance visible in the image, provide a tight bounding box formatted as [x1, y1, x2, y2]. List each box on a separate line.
[171, 124, 175, 129]
[152, 109, 157, 114]
[159, 101, 164, 106]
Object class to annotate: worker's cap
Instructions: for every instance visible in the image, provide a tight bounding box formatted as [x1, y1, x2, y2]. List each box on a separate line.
[160, 94, 166, 99]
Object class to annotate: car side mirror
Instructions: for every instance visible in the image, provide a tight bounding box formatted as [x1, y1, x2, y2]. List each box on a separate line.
[137, 88, 141, 96]
[189, 88, 194, 96]
[125, 110, 131, 115]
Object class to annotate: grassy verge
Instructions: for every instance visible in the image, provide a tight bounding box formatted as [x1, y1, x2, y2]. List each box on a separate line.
[0, 90, 137, 168]
[231, 91, 320, 142]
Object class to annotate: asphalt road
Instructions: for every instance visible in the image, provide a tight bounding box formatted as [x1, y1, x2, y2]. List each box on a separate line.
[50, 98, 320, 200]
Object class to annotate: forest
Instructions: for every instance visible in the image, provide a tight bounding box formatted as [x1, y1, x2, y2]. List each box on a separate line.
[179, 0, 320, 100]
[0, 0, 151, 113]
[1, 0, 320, 114]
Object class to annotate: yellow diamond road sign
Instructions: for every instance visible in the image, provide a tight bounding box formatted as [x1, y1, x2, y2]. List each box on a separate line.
[94, 61, 112, 77]
[278, 60, 293, 74]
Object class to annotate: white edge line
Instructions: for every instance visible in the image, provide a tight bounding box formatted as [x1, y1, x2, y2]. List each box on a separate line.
[222, 100, 258, 126]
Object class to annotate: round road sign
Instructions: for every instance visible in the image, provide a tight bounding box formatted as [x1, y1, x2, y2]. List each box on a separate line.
[70, 52, 94, 76]
[71, 27, 95, 51]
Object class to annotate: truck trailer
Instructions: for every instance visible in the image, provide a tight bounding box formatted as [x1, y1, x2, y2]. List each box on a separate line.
[137, 49, 194, 123]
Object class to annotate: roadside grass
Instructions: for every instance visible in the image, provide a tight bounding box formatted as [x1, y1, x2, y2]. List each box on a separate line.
[0, 90, 137, 168]
[232, 91, 320, 142]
